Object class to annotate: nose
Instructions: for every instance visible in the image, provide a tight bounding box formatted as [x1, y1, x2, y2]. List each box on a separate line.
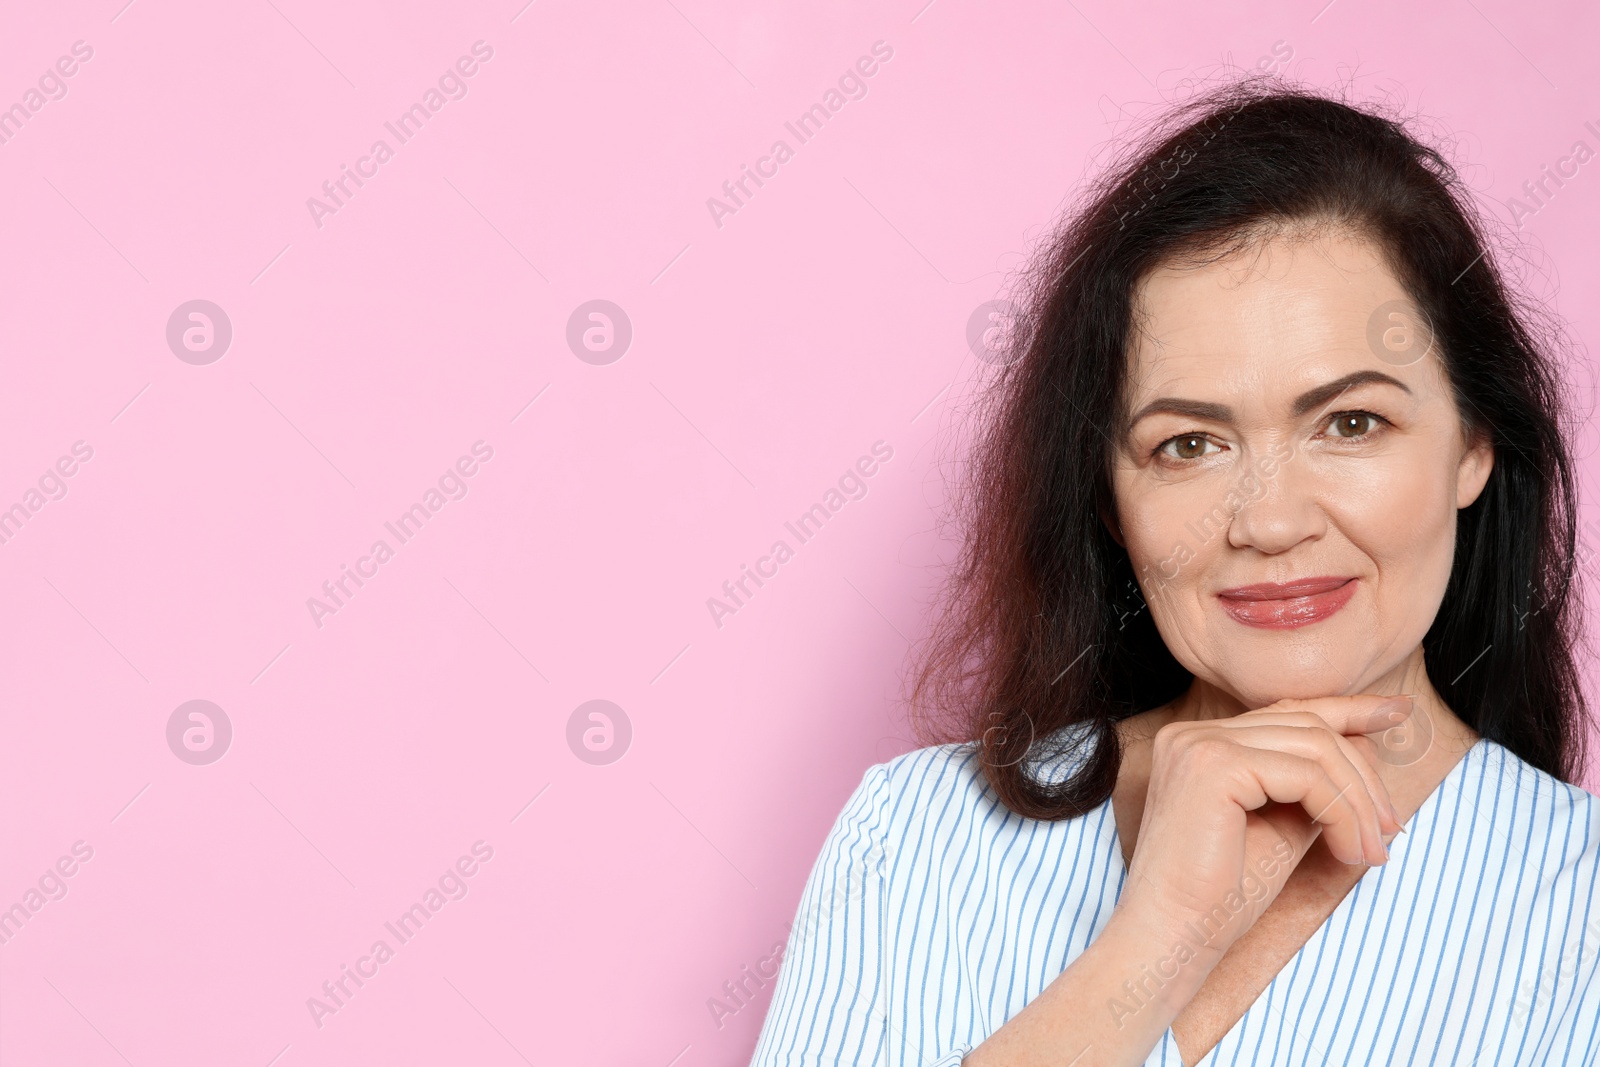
[1224, 449, 1327, 554]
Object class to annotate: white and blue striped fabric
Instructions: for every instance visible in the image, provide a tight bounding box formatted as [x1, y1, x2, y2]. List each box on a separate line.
[748, 733, 1600, 1066]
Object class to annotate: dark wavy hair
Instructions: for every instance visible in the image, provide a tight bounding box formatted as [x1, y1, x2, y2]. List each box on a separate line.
[907, 76, 1592, 821]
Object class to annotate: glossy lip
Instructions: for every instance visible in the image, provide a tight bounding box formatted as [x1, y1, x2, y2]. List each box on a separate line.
[1216, 576, 1357, 630]
[1217, 575, 1355, 600]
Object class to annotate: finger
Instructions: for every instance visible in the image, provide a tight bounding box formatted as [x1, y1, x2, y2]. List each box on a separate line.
[1155, 721, 1385, 863]
[1207, 717, 1402, 833]
[1213, 744, 1379, 866]
[1252, 801, 1321, 858]
[1344, 733, 1405, 833]
[1258, 694, 1418, 736]
[1198, 723, 1398, 855]
[1198, 725, 1390, 862]
[1249, 803, 1321, 885]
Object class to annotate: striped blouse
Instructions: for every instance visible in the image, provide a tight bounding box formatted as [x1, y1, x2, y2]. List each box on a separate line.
[748, 733, 1600, 1066]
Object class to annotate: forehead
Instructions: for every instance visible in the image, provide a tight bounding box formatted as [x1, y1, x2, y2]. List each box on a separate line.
[1125, 228, 1438, 400]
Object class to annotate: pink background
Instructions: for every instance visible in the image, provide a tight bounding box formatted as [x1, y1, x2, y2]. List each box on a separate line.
[1, 1, 1597, 1063]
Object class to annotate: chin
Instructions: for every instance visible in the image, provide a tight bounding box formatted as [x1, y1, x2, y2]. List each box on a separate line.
[1207, 657, 1370, 708]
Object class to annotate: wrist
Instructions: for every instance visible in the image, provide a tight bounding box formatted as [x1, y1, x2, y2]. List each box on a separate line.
[1096, 899, 1229, 1009]
[1113, 876, 1253, 958]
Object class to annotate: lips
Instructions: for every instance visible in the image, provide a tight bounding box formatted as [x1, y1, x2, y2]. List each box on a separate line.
[1216, 576, 1357, 629]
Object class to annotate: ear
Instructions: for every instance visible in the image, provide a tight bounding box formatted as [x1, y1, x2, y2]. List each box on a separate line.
[1456, 428, 1494, 509]
[1099, 499, 1126, 548]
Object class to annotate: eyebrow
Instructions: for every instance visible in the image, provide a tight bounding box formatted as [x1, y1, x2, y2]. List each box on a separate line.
[1127, 369, 1414, 428]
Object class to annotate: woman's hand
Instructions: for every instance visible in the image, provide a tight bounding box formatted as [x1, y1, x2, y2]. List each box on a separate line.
[964, 693, 1415, 1067]
[1115, 693, 1412, 965]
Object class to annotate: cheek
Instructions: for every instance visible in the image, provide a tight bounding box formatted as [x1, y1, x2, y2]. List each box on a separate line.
[1321, 450, 1459, 599]
[1115, 482, 1220, 608]
[1116, 502, 1216, 672]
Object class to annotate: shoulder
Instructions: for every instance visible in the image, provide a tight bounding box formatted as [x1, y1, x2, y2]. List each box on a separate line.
[850, 724, 1110, 867]
[1461, 741, 1600, 1035]
[872, 720, 1102, 813]
[1461, 738, 1600, 873]
[1470, 738, 1600, 827]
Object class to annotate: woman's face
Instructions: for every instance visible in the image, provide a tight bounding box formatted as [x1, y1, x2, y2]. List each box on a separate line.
[1110, 226, 1494, 710]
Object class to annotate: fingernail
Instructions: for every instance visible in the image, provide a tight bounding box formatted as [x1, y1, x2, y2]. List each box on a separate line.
[1374, 694, 1415, 724]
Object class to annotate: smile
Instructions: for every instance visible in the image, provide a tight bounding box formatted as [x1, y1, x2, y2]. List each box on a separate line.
[1215, 576, 1357, 629]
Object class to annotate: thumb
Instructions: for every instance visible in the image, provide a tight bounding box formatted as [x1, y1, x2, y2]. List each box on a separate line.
[1245, 803, 1318, 890]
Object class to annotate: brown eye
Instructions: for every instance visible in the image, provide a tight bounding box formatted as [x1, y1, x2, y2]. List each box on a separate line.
[1329, 412, 1380, 438]
[1158, 434, 1218, 461]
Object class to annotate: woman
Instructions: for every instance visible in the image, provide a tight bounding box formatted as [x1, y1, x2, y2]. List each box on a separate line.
[747, 79, 1600, 1066]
